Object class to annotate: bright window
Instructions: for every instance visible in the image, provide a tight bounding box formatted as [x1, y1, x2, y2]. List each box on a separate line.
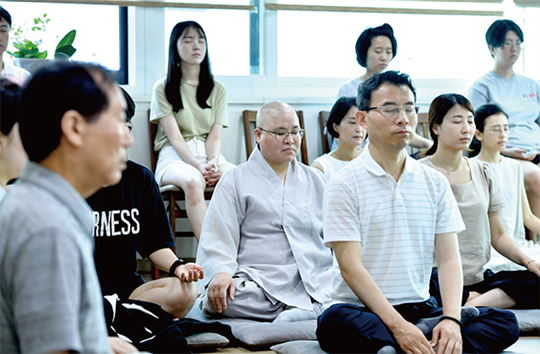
[164, 8, 251, 76]
[277, 11, 500, 80]
[5, 2, 121, 71]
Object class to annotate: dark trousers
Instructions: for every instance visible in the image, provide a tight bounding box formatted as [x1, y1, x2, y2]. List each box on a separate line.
[430, 269, 540, 309]
[316, 298, 519, 354]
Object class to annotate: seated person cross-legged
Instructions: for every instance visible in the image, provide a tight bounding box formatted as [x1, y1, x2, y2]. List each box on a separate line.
[470, 104, 540, 272]
[317, 71, 519, 354]
[196, 101, 333, 322]
[420, 94, 540, 310]
[87, 88, 203, 319]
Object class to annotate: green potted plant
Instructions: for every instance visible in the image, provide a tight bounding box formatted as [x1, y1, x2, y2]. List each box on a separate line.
[8, 13, 76, 73]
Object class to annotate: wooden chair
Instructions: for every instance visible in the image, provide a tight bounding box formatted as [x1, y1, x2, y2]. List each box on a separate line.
[409, 112, 431, 156]
[416, 112, 430, 140]
[242, 109, 309, 164]
[318, 110, 331, 155]
[148, 110, 213, 271]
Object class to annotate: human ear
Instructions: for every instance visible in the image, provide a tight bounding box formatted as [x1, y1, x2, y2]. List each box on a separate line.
[0, 133, 6, 155]
[60, 110, 87, 148]
[488, 45, 496, 58]
[332, 122, 340, 135]
[432, 123, 440, 137]
[254, 127, 262, 144]
[474, 129, 484, 142]
[356, 110, 368, 130]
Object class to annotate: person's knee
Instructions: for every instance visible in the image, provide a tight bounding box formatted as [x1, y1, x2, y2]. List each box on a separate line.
[524, 167, 540, 196]
[495, 309, 520, 342]
[319, 305, 347, 328]
[167, 281, 198, 318]
[318, 305, 379, 353]
[317, 305, 359, 343]
[185, 175, 205, 197]
[463, 307, 519, 352]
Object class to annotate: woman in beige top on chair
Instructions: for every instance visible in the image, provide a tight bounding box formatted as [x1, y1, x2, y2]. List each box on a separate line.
[150, 21, 235, 241]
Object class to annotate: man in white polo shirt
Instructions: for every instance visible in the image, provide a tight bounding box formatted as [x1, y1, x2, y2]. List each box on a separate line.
[317, 71, 519, 354]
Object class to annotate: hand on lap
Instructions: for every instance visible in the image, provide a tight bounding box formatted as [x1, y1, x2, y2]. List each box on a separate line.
[432, 320, 462, 354]
[393, 320, 436, 354]
[207, 272, 235, 313]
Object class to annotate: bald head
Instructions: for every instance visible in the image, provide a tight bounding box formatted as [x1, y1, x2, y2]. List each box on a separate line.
[256, 101, 297, 128]
[254, 101, 301, 170]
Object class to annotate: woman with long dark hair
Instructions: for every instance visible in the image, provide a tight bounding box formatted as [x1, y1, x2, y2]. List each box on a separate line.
[150, 21, 234, 241]
[420, 93, 539, 310]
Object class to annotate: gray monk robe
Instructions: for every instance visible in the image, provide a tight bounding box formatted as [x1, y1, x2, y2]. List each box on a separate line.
[196, 147, 333, 320]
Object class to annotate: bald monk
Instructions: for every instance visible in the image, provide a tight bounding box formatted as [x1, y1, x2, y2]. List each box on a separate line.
[196, 101, 333, 322]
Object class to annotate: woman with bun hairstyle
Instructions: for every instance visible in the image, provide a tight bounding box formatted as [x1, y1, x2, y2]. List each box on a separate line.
[312, 97, 364, 179]
[337, 23, 431, 150]
[420, 93, 539, 309]
[150, 21, 235, 241]
[337, 23, 397, 99]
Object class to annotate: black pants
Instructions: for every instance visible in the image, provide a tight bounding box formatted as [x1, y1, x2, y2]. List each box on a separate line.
[316, 298, 518, 354]
[430, 269, 540, 309]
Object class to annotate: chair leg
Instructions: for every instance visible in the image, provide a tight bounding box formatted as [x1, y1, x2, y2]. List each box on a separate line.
[152, 265, 160, 280]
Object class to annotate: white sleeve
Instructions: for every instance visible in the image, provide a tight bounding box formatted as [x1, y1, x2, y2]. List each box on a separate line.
[196, 170, 242, 288]
[323, 178, 361, 246]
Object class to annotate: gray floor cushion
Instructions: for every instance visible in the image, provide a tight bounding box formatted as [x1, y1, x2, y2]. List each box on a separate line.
[270, 310, 540, 354]
[271, 340, 326, 354]
[185, 332, 229, 352]
[509, 309, 540, 334]
[184, 300, 540, 350]
[185, 299, 317, 349]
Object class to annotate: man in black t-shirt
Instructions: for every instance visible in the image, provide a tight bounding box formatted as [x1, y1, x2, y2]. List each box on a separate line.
[87, 88, 203, 319]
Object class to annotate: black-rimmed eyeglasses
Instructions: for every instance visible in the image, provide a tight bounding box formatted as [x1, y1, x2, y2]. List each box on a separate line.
[259, 127, 305, 142]
[362, 105, 419, 119]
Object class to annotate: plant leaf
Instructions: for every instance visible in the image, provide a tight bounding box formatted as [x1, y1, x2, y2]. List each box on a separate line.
[55, 45, 76, 59]
[56, 30, 76, 49]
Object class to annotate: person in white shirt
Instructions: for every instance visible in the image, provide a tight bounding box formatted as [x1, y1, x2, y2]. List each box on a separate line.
[317, 71, 518, 354]
[312, 97, 364, 180]
[0, 6, 31, 86]
[469, 104, 540, 272]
